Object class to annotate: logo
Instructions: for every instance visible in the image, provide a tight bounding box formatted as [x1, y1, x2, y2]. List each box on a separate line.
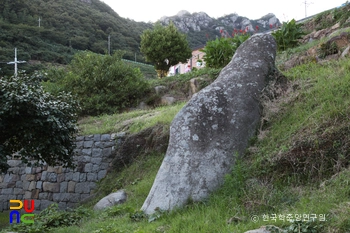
[9, 200, 35, 224]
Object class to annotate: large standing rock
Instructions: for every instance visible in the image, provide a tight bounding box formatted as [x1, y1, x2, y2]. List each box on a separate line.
[141, 34, 277, 214]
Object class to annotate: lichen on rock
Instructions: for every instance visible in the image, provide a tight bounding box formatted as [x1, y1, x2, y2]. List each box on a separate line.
[141, 34, 277, 214]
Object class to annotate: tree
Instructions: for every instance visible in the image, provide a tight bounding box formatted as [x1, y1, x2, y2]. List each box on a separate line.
[140, 22, 192, 78]
[0, 73, 79, 172]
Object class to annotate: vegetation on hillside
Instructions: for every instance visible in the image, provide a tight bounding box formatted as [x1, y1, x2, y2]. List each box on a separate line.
[77, 67, 221, 135]
[303, 2, 350, 31]
[5, 49, 350, 233]
[123, 60, 157, 80]
[43, 51, 150, 116]
[0, 0, 153, 76]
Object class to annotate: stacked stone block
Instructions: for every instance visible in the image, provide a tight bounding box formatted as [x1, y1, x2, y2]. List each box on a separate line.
[0, 133, 125, 211]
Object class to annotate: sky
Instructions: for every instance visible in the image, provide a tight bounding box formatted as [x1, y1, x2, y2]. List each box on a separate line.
[101, 0, 347, 23]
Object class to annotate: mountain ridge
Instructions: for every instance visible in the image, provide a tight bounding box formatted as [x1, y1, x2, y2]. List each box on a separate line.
[158, 10, 280, 47]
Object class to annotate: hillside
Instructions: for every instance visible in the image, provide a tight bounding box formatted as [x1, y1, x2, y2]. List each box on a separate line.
[1, 4, 350, 232]
[0, 0, 153, 75]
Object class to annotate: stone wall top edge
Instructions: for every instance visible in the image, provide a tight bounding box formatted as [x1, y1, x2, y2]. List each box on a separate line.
[76, 132, 126, 140]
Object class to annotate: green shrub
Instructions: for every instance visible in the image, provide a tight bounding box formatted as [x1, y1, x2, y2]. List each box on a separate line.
[272, 19, 305, 51]
[6, 204, 91, 233]
[0, 73, 79, 172]
[201, 34, 250, 69]
[45, 51, 150, 116]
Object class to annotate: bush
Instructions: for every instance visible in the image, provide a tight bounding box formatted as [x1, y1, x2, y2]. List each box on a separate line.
[46, 51, 150, 116]
[0, 73, 79, 172]
[272, 19, 305, 51]
[201, 34, 250, 69]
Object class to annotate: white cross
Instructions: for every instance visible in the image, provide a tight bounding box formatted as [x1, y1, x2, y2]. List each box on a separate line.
[7, 48, 26, 77]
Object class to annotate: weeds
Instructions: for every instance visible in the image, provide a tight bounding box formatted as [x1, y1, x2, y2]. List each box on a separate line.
[317, 41, 338, 58]
[272, 19, 305, 51]
[3, 204, 91, 233]
[267, 220, 322, 233]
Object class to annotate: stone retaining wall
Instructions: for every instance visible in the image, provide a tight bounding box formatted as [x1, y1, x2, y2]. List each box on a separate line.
[0, 133, 125, 211]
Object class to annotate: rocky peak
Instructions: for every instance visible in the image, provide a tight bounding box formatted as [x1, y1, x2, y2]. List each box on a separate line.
[216, 13, 280, 33]
[159, 10, 213, 33]
[257, 13, 279, 28]
[159, 11, 280, 34]
[177, 10, 191, 17]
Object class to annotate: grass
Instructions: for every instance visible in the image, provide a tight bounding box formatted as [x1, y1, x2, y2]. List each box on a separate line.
[4, 158, 349, 232]
[275, 39, 322, 67]
[262, 59, 350, 155]
[78, 102, 186, 135]
[77, 68, 221, 136]
[4, 57, 350, 232]
[0, 212, 9, 230]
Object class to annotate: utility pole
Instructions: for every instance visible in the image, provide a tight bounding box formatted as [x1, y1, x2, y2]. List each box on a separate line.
[7, 48, 26, 77]
[108, 34, 111, 55]
[302, 1, 313, 18]
[38, 17, 41, 27]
